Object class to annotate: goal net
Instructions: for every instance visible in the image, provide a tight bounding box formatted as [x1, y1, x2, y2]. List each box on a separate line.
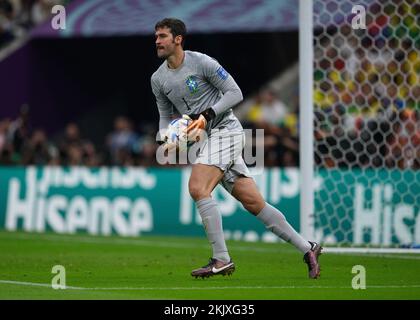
[309, 0, 420, 249]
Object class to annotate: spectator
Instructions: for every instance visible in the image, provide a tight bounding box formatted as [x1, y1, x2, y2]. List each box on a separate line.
[56, 122, 104, 166]
[386, 110, 420, 170]
[0, 117, 10, 152]
[239, 88, 298, 166]
[0, 118, 13, 164]
[56, 122, 83, 163]
[31, 0, 61, 25]
[0, 0, 71, 51]
[81, 141, 102, 167]
[0, 0, 15, 48]
[133, 123, 158, 166]
[12, 0, 34, 30]
[21, 128, 58, 165]
[106, 116, 139, 165]
[6, 104, 30, 163]
[66, 143, 83, 166]
[244, 88, 288, 129]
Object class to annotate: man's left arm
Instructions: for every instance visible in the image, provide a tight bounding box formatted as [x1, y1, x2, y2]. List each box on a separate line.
[202, 56, 243, 117]
[186, 56, 243, 137]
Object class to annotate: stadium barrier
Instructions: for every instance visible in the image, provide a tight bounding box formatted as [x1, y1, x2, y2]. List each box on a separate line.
[0, 166, 418, 246]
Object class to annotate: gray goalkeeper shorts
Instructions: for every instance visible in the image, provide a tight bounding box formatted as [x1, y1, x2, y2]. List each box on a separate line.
[192, 127, 251, 194]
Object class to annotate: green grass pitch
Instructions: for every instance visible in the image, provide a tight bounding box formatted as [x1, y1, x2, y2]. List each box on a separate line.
[0, 231, 419, 300]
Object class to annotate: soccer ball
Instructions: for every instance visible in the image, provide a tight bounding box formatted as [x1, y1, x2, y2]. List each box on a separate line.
[165, 117, 191, 151]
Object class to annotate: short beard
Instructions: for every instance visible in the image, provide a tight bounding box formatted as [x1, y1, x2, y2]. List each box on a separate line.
[158, 40, 176, 59]
[157, 52, 169, 59]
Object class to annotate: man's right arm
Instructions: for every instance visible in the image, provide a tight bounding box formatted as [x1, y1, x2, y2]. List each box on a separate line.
[151, 75, 174, 142]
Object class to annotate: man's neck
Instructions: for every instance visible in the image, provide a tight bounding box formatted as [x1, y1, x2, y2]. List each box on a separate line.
[167, 50, 185, 69]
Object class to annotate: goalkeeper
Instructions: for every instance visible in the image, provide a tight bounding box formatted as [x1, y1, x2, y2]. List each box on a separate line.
[151, 18, 322, 279]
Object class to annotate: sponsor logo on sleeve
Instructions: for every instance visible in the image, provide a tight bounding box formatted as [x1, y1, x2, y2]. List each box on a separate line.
[216, 66, 229, 80]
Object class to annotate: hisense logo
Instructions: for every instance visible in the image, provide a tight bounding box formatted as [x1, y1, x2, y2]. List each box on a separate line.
[354, 183, 420, 245]
[5, 167, 155, 236]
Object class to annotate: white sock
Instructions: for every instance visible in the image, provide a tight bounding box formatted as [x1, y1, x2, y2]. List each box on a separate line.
[257, 203, 311, 253]
[196, 197, 230, 263]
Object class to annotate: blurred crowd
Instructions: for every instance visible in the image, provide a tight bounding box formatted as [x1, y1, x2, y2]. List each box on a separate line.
[236, 87, 299, 167]
[1, 90, 418, 169]
[315, 107, 420, 170]
[314, 0, 420, 170]
[0, 106, 159, 166]
[0, 92, 299, 167]
[0, 0, 69, 49]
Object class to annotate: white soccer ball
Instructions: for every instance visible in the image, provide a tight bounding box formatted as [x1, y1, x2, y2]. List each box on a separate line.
[165, 117, 191, 150]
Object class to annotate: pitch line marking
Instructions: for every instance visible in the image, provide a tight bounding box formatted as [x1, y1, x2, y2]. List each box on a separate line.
[1, 280, 420, 291]
[0, 280, 83, 290]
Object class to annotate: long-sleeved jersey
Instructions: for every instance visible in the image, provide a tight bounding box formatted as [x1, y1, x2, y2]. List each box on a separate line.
[151, 50, 244, 137]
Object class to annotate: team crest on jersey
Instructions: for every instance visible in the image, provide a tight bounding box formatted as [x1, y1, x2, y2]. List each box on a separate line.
[185, 75, 199, 94]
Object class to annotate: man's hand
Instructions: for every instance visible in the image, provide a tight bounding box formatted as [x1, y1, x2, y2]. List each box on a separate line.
[185, 114, 207, 142]
[183, 108, 216, 142]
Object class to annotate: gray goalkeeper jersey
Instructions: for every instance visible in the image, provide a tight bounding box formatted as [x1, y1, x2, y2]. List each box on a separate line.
[151, 50, 244, 135]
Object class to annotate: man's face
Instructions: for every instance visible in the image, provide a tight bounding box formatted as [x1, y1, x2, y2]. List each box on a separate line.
[155, 27, 179, 59]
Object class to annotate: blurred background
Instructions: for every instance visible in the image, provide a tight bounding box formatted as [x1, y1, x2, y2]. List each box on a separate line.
[0, 0, 418, 246]
[0, 0, 300, 168]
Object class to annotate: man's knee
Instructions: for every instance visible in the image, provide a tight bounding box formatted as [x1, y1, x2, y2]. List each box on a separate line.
[242, 198, 265, 215]
[189, 182, 211, 201]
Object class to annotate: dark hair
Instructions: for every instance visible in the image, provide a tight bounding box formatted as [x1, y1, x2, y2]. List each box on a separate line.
[155, 18, 187, 47]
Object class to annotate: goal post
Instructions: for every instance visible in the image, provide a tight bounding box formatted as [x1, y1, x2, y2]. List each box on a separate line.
[300, 0, 420, 252]
[299, 0, 315, 242]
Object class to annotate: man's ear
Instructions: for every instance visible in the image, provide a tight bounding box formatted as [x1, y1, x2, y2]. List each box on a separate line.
[175, 35, 182, 45]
